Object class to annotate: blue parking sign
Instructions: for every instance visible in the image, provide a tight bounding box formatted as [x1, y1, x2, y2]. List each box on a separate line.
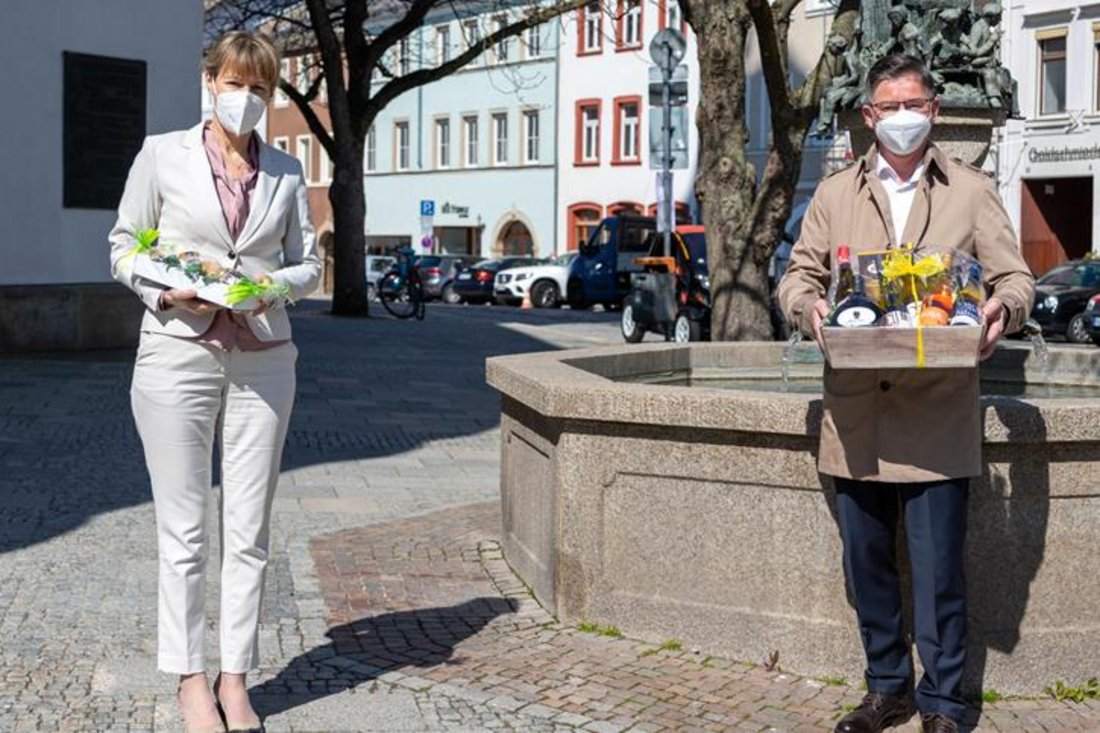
[420, 200, 435, 217]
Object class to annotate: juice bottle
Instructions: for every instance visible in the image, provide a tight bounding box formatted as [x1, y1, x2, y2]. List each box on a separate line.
[949, 261, 983, 326]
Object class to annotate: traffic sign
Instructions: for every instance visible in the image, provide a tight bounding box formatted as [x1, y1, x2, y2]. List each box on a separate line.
[649, 28, 686, 68]
[419, 200, 435, 216]
[648, 65, 689, 107]
[649, 107, 689, 170]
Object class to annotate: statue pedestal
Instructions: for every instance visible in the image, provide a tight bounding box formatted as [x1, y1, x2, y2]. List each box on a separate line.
[838, 107, 1006, 168]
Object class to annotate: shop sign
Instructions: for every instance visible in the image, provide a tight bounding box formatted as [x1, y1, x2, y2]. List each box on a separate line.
[441, 202, 470, 218]
[1028, 145, 1100, 164]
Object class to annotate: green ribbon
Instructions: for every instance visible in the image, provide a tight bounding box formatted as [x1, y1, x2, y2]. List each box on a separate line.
[225, 277, 292, 307]
[119, 228, 160, 266]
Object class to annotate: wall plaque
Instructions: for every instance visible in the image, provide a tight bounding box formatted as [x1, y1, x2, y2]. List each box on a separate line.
[63, 51, 146, 209]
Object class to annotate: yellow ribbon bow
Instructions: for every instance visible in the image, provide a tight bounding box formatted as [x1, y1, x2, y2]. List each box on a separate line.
[880, 248, 947, 368]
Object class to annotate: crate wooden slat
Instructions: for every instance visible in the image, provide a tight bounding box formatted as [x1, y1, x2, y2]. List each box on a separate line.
[821, 325, 983, 369]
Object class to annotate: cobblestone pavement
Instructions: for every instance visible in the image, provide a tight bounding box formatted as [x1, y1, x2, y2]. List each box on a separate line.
[0, 300, 1097, 731]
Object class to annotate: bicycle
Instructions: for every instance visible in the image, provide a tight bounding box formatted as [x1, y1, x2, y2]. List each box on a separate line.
[378, 248, 426, 320]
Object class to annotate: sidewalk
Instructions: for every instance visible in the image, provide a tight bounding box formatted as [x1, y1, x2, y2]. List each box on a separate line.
[0, 301, 1096, 731]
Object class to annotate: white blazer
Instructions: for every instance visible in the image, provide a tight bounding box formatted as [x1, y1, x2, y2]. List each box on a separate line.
[109, 123, 322, 341]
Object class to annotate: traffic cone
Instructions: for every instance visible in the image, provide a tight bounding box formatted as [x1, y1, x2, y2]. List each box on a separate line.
[521, 288, 533, 310]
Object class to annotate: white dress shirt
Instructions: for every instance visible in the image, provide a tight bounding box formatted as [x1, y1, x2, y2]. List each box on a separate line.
[876, 155, 924, 247]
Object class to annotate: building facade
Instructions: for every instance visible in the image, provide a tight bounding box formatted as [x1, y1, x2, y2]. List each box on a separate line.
[996, 0, 1100, 276]
[361, 4, 559, 260]
[556, 0, 700, 251]
[0, 0, 202, 351]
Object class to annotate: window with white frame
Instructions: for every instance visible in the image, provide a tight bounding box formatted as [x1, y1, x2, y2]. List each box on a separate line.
[366, 126, 377, 172]
[492, 112, 508, 165]
[494, 15, 509, 63]
[618, 100, 640, 161]
[523, 110, 540, 163]
[463, 115, 479, 167]
[436, 24, 451, 65]
[1039, 31, 1067, 116]
[436, 118, 451, 168]
[273, 136, 289, 153]
[665, 0, 681, 31]
[319, 141, 333, 184]
[395, 121, 410, 171]
[583, 3, 601, 53]
[398, 38, 411, 75]
[296, 135, 313, 182]
[275, 59, 290, 106]
[296, 54, 313, 94]
[524, 24, 542, 58]
[581, 103, 600, 163]
[621, 0, 642, 48]
[464, 20, 481, 65]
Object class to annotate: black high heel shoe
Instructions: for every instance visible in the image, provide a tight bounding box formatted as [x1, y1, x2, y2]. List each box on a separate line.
[212, 673, 265, 733]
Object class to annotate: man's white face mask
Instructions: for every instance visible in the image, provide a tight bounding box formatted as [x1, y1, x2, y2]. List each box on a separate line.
[213, 88, 267, 136]
[874, 109, 932, 156]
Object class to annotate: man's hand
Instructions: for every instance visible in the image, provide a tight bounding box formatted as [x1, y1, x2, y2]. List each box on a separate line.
[810, 298, 831, 348]
[979, 296, 1008, 361]
[160, 288, 218, 316]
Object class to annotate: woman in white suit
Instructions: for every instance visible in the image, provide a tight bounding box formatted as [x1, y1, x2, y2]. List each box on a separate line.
[109, 32, 320, 733]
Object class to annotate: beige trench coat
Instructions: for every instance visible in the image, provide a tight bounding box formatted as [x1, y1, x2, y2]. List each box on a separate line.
[777, 143, 1035, 482]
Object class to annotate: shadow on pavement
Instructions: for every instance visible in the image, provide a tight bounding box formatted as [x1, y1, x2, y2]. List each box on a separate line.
[250, 596, 517, 719]
[0, 299, 617, 554]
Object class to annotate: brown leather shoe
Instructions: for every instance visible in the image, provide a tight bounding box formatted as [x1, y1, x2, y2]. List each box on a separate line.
[920, 713, 959, 733]
[834, 692, 913, 733]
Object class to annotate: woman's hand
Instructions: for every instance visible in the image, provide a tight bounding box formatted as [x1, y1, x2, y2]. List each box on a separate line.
[160, 288, 219, 315]
[249, 275, 272, 317]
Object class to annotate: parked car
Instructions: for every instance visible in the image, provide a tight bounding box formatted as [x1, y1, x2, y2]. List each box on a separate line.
[414, 254, 468, 301]
[451, 257, 535, 304]
[621, 226, 710, 343]
[567, 215, 658, 310]
[1030, 259, 1100, 344]
[1083, 293, 1100, 346]
[365, 255, 396, 301]
[493, 252, 577, 307]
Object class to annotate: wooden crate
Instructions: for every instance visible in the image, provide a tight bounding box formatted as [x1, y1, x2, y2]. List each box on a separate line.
[821, 325, 983, 369]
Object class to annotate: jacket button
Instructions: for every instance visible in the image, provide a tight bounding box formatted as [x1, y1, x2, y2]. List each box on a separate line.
[880, 380, 891, 392]
[228, 250, 237, 259]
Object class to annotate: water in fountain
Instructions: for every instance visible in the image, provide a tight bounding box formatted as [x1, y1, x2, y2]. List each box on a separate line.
[1023, 319, 1053, 398]
[780, 330, 803, 392]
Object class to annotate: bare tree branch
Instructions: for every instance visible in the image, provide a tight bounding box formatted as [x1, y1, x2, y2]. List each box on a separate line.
[745, 0, 794, 134]
[279, 77, 336, 155]
[369, 0, 587, 113]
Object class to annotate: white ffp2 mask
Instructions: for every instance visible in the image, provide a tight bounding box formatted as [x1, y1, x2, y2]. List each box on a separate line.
[213, 89, 266, 136]
[874, 109, 932, 156]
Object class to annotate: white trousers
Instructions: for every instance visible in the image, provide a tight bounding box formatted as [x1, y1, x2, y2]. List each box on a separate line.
[130, 331, 297, 674]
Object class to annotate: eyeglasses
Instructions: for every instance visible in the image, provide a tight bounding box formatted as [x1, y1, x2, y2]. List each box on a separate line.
[869, 97, 934, 115]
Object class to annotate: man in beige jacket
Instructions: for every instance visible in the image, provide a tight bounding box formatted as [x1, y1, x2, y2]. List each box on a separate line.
[778, 55, 1034, 733]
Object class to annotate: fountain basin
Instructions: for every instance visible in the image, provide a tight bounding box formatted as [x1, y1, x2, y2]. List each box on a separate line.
[486, 341, 1100, 694]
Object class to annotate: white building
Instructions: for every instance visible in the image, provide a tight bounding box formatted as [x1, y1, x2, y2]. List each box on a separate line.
[556, 0, 836, 252]
[556, 0, 701, 251]
[996, 0, 1100, 276]
[0, 0, 202, 351]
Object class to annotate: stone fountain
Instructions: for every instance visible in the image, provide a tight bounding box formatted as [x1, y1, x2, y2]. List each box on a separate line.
[486, 341, 1100, 695]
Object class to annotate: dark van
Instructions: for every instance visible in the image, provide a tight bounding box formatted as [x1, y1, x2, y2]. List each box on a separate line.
[566, 215, 657, 309]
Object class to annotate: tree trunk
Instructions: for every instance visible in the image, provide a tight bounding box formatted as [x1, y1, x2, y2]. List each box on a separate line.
[329, 138, 369, 316]
[690, 4, 773, 341]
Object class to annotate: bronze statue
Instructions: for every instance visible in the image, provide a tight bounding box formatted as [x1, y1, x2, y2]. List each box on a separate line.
[815, 0, 1018, 132]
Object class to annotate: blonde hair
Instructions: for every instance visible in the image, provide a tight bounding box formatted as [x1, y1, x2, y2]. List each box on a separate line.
[204, 31, 280, 92]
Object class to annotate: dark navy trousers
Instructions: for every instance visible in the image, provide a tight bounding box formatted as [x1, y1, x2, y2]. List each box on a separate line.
[834, 477, 969, 721]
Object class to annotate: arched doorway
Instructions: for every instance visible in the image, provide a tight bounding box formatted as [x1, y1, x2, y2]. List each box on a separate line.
[498, 220, 534, 256]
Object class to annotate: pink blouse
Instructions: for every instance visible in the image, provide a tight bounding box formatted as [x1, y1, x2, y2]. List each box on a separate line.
[196, 124, 287, 351]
